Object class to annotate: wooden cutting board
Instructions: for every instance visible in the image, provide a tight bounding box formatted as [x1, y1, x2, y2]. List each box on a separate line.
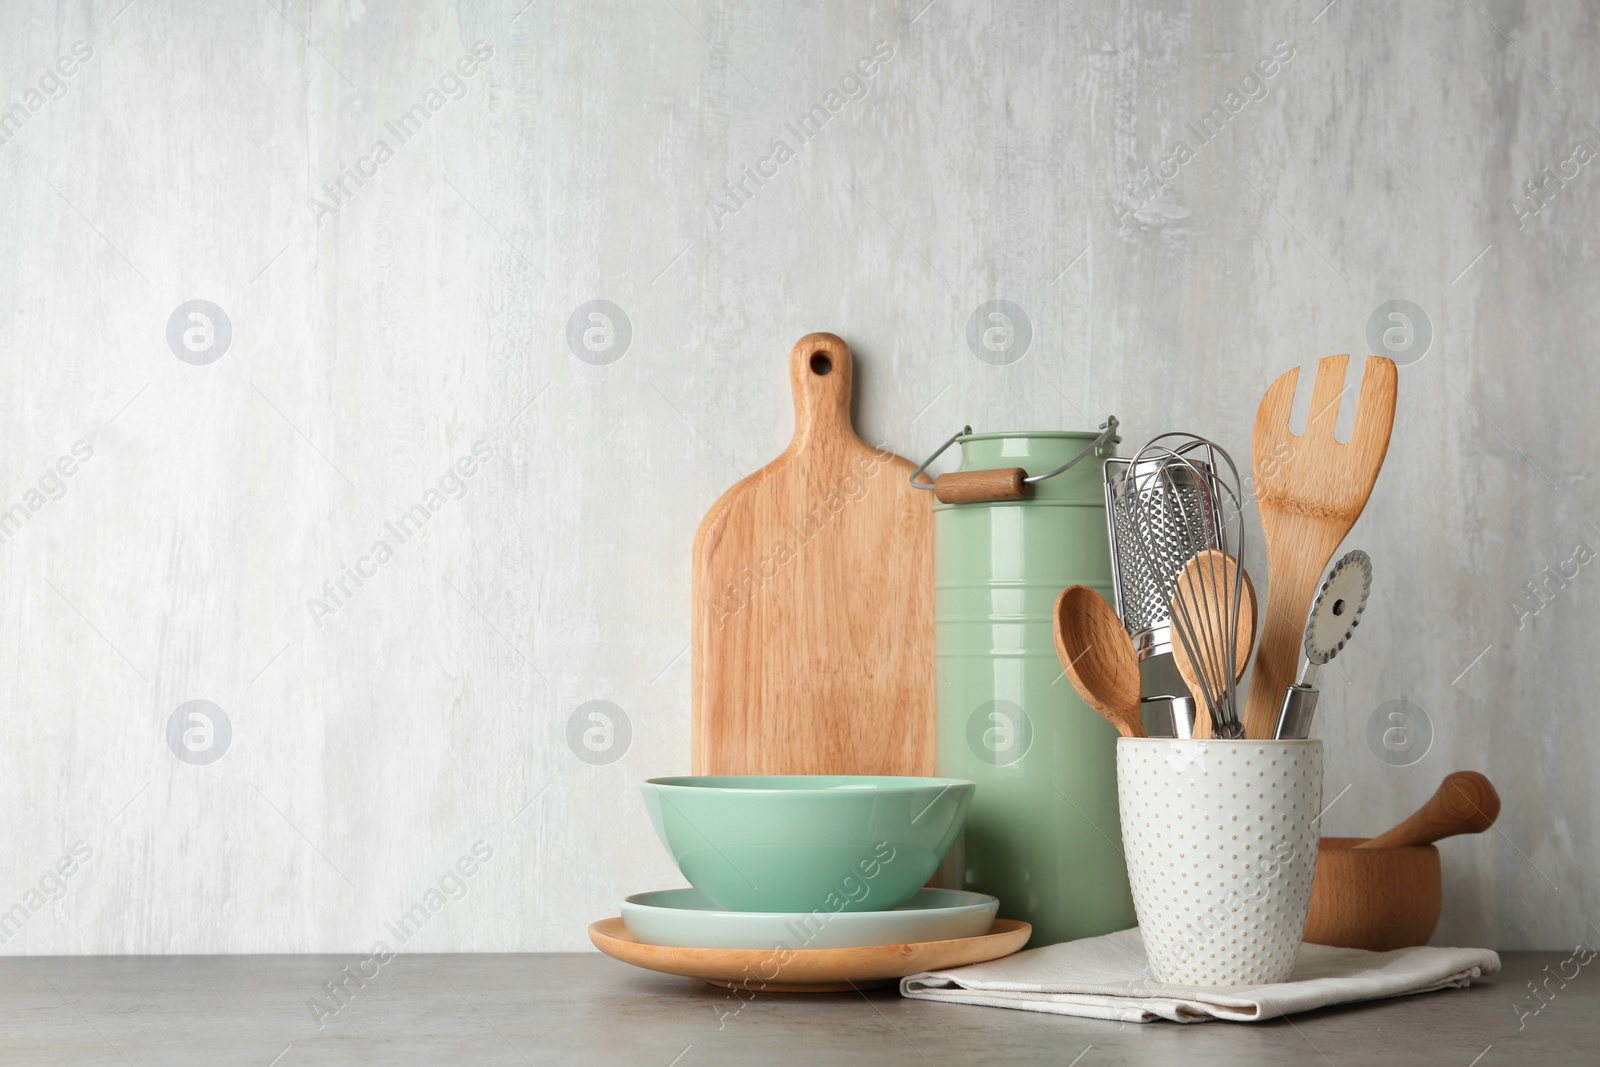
[691, 333, 934, 776]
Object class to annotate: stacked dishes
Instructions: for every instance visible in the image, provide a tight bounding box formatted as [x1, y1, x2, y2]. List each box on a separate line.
[590, 776, 1032, 991]
[588, 337, 1032, 991]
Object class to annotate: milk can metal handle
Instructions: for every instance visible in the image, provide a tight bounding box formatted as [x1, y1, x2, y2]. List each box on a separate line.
[909, 416, 1119, 503]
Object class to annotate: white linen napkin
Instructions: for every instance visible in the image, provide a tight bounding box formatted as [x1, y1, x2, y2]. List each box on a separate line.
[900, 928, 1499, 1023]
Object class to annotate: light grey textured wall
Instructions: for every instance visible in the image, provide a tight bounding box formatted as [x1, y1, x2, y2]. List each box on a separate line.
[0, 0, 1593, 955]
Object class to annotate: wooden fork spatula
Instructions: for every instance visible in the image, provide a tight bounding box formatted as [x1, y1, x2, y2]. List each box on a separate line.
[1241, 355, 1397, 739]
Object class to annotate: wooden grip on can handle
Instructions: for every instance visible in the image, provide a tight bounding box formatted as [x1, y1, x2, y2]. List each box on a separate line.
[934, 468, 1028, 504]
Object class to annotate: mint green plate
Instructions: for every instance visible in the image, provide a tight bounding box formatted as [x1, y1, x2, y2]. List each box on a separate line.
[621, 888, 998, 949]
[640, 775, 975, 912]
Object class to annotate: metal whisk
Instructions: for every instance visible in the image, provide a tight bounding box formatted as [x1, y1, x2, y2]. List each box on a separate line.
[1105, 434, 1249, 738]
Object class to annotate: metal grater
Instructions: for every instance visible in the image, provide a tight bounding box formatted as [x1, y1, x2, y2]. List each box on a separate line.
[1103, 453, 1226, 660]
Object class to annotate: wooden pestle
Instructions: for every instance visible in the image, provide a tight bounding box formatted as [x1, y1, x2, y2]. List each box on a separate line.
[1357, 771, 1500, 849]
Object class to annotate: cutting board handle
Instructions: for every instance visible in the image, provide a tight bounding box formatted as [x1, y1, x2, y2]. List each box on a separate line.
[789, 333, 859, 451]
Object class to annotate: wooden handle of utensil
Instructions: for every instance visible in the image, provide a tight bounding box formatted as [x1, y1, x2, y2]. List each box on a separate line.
[1241, 516, 1336, 739]
[934, 469, 1027, 504]
[1171, 553, 1254, 740]
[787, 333, 858, 452]
[1239, 565, 1258, 676]
[1358, 771, 1501, 849]
[1196, 564, 1258, 739]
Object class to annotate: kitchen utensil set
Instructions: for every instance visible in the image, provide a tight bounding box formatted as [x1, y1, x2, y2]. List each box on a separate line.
[1092, 359, 1396, 982]
[1101, 358, 1395, 740]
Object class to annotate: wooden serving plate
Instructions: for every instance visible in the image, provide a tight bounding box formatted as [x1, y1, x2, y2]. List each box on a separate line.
[588, 917, 1030, 992]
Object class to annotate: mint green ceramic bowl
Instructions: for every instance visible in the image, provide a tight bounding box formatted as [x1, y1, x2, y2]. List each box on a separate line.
[640, 776, 975, 912]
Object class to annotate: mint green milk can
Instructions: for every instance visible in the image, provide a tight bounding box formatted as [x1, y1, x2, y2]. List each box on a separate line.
[915, 422, 1135, 947]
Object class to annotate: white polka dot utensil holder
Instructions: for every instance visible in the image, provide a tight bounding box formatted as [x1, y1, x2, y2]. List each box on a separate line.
[1116, 739, 1323, 986]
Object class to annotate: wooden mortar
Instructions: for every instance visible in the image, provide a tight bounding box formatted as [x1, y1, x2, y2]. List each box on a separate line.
[1304, 837, 1441, 951]
[1304, 771, 1498, 952]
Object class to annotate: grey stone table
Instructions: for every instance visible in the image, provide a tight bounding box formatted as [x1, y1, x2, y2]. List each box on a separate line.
[0, 951, 1586, 1065]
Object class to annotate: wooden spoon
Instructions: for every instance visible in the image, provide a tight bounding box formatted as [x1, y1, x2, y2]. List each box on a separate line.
[1358, 771, 1500, 849]
[1053, 586, 1144, 738]
[1168, 551, 1255, 739]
